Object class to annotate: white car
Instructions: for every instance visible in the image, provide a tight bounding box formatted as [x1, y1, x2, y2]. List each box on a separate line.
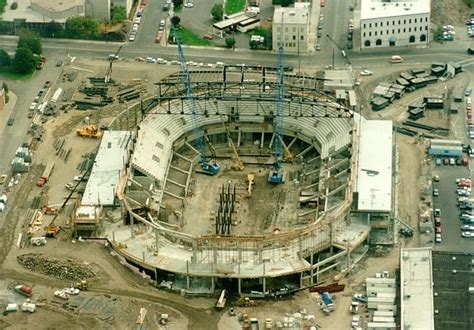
[157, 58, 167, 64]
[462, 224, 474, 231]
[184, 2, 194, 8]
[461, 231, 474, 238]
[132, 23, 139, 32]
[29, 102, 37, 111]
[435, 233, 442, 243]
[145, 57, 157, 64]
[360, 70, 373, 76]
[129, 34, 136, 42]
[134, 17, 141, 24]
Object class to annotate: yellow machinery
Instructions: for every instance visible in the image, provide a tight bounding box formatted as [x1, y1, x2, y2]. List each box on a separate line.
[246, 173, 255, 198]
[220, 118, 244, 171]
[77, 125, 103, 139]
[279, 136, 294, 162]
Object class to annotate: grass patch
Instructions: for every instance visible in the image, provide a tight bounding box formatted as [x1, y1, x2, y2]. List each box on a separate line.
[0, 0, 7, 14]
[176, 27, 211, 46]
[0, 69, 35, 81]
[225, 0, 245, 15]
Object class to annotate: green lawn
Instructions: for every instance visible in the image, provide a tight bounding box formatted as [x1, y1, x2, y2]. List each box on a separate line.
[0, 69, 35, 81]
[176, 27, 211, 46]
[225, 0, 245, 15]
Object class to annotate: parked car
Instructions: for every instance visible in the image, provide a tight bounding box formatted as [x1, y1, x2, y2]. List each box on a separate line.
[435, 217, 441, 227]
[316, 44, 321, 51]
[434, 209, 441, 217]
[435, 226, 442, 234]
[443, 157, 449, 165]
[449, 157, 456, 165]
[7, 118, 14, 126]
[435, 158, 442, 166]
[360, 70, 373, 76]
[461, 231, 474, 238]
[462, 224, 474, 231]
[433, 188, 439, 197]
[433, 175, 440, 182]
[435, 233, 442, 243]
[466, 87, 472, 96]
[129, 34, 136, 42]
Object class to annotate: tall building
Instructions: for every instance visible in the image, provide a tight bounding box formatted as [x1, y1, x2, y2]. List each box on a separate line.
[272, 3, 310, 55]
[360, 0, 430, 49]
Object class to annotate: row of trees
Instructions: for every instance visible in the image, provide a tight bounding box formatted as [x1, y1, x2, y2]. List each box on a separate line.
[0, 31, 42, 74]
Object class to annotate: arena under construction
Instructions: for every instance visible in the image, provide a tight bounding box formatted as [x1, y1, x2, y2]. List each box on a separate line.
[97, 66, 380, 295]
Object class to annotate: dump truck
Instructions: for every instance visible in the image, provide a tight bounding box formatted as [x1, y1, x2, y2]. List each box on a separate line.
[37, 161, 55, 187]
[76, 125, 103, 139]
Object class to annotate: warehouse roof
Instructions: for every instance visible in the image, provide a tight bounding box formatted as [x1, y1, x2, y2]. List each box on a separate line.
[400, 247, 434, 330]
[361, 0, 430, 20]
[81, 131, 132, 206]
[356, 119, 393, 212]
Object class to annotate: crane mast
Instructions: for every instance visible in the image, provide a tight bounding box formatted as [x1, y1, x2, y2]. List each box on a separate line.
[268, 13, 285, 184]
[172, 26, 220, 175]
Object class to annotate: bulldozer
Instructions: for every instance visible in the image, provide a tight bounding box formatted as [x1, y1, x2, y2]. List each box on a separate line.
[72, 280, 89, 291]
[76, 125, 103, 139]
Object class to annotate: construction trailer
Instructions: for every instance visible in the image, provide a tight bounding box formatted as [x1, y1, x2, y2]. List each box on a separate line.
[367, 297, 396, 309]
[367, 322, 396, 330]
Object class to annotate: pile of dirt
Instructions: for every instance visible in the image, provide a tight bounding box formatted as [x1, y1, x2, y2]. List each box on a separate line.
[17, 253, 96, 281]
[431, 0, 470, 27]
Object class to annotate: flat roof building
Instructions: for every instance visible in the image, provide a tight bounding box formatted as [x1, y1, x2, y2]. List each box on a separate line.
[360, 0, 430, 49]
[400, 247, 434, 330]
[272, 3, 310, 55]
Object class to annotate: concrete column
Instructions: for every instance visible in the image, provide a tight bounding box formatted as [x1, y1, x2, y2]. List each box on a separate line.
[211, 277, 215, 293]
[300, 272, 303, 289]
[257, 243, 262, 264]
[298, 236, 303, 260]
[262, 277, 266, 294]
[192, 241, 197, 263]
[155, 230, 159, 253]
[186, 261, 190, 289]
[260, 132, 265, 148]
[238, 278, 242, 294]
[310, 253, 314, 285]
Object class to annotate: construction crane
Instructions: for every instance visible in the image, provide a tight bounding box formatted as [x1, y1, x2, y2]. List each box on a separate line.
[46, 163, 94, 237]
[219, 117, 244, 171]
[172, 26, 220, 175]
[104, 45, 123, 83]
[268, 13, 285, 184]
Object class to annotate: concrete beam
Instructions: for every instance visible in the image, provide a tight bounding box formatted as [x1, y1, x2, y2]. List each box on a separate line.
[174, 151, 192, 162]
[163, 190, 185, 200]
[167, 178, 186, 188]
[296, 144, 314, 158]
[288, 136, 298, 149]
[185, 142, 200, 156]
[169, 165, 189, 174]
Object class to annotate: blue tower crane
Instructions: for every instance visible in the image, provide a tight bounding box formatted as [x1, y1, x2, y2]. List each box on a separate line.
[268, 13, 285, 184]
[172, 26, 220, 175]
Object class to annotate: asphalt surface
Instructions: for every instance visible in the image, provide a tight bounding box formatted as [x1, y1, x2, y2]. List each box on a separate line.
[433, 164, 474, 252]
[0, 59, 63, 175]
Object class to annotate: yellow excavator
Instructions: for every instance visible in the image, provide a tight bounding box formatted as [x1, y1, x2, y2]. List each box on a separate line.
[220, 118, 244, 171]
[77, 125, 103, 139]
[279, 136, 294, 162]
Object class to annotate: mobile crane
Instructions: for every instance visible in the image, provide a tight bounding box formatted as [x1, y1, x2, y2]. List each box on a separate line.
[268, 13, 286, 184]
[104, 45, 123, 83]
[172, 26, 220, 175]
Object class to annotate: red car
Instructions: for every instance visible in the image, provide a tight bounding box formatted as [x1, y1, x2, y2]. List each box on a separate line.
[435, 217, 441, 227]
[435, 226, 442, 233]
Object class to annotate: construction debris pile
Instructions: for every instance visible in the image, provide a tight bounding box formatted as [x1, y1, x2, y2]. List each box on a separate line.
[17, 254, 95, 281]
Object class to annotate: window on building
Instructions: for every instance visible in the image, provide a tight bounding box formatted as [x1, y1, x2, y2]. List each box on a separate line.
[369, 23, 372, 28]
[369, 32, 372, 36]
[301, 35, 304, 40]
[421, 34, 427, 42]
[398, 29, 400, 33]
[277, 27, 281, 32]
[404, 19, 406, 24]
[293, 35, 296, 40]
[425, 17, 428, 22]
[155, 142, 163, 149]
[398, 20, 401, 24]
[387, 30, 389, 34]
[152, 155, 160, 163]
[415, 18, 417, 23]
[414, 27, 417, 31]
[363, 32, 366, 37]
[409, 35, 415, 43]
[409, 19, 411, 24]
[375, 22, 377, 27]
[376, 39, 382, 46]
[364, 23, 366, 28]
[393, 20, 395, 25]
[381, 30, 383, 35]
[365, 40, 371, 47]
[285, 27, 288, 32]
[425, 26, 428, 30]
[293, 27, 296, 32]
[403, 28, 406, 33]
[375, 31, 377, 36]
[393, 29, 395, 34]
[409, 28, 411, 32]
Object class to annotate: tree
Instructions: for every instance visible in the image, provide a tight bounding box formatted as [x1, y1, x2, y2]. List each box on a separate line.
[433, 26, 443, 42]
[172, 0, 184, 9]
[225, 37, 236, 49]
[0, 49, 11, 70]
[272, 0, 295, 6]
[211, 4, 224, 21]
[45, 21, 62, 37]
[17, 30, 42, 55]
[171, 16, 181, 27]
[2, 82, 8, 93]
[65, 16, 99, 39]
[12, 47, 36, 73]
[111, 6, 126, 24]
[249, 39, 258, 49]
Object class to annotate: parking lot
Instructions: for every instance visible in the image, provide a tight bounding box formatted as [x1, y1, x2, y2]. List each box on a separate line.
[432, 163, 474, 252]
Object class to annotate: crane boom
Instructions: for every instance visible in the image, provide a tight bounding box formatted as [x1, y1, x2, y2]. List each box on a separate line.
[172, 26, 220, 175]
[219, 117, 244, 171]
[105, 45, 123, 83]
[268, 13, 285, 184]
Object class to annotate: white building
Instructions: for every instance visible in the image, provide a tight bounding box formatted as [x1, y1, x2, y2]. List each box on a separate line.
[272, 3, 310, 55]
[360, 0, 430, 49]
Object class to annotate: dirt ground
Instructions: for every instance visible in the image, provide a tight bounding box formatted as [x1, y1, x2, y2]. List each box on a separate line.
[431, 0, 471, 27]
